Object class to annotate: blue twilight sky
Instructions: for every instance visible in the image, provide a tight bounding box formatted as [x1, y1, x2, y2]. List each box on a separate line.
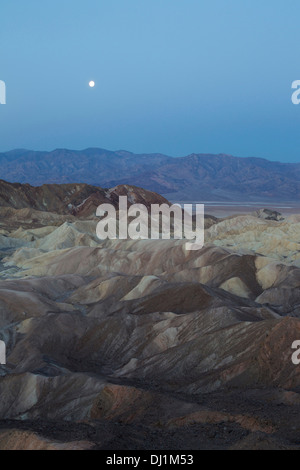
[1, 0, 300, 161]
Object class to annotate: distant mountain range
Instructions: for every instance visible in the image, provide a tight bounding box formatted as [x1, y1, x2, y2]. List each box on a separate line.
[0, 148, 300, 201]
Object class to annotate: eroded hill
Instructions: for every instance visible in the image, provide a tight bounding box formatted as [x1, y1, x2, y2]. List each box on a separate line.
[0, 184, 299, 450]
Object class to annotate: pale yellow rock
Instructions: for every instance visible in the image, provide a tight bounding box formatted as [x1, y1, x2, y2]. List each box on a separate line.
[220, 277, 252, 298]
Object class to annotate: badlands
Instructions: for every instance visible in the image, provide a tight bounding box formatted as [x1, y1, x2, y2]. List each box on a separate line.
[0, 181, 300, 450]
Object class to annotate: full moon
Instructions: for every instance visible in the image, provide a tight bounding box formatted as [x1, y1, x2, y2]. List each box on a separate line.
[89, 81, 95, 88]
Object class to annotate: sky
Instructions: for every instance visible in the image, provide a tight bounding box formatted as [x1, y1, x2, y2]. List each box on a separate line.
[1, 0, 300, 162]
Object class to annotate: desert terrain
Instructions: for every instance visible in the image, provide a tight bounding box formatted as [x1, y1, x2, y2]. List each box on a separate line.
[0, 181, 300, 450]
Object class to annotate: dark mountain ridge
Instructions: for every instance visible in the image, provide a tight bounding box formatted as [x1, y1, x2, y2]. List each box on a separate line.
[0, 148, 299, 201]
[0, 179, 170, 217]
